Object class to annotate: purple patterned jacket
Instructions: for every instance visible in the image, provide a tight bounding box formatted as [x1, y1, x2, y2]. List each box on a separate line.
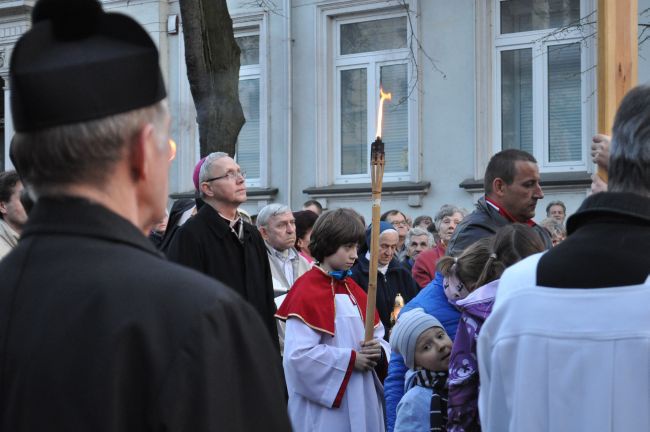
[447, 279, 500, 432]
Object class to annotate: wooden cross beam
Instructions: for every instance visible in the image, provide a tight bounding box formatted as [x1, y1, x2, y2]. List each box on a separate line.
[597, 0, 638, 181]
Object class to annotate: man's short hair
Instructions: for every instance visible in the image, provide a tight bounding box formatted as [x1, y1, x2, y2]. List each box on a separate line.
[405, 227, 434, 248]
[484, 149, 537, 194]
[256, 203, 292, 228]
[609, 85, 650, 197]
[433, 204, 467, 233]
[545, 200, 566, 216]
[302, 199, 323, 212]
[309, 208, 365, 263]
[198, 152, 229, 199]
[11, 102, 167, 196]
[380, 209, 406, 222]
[413, 215, 432, 227]
[0, 170, 20, 203]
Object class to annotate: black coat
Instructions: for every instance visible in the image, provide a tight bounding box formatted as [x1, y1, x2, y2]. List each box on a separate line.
[165, 203, 278, 347]
[351, 255, 419, 339]
[447, 196, 552, 257]
[538, 192, 650, 288]
[0, 197, 291, 432]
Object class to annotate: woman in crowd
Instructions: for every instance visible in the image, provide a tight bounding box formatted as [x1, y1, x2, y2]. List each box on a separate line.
[412, 205, 467, 288]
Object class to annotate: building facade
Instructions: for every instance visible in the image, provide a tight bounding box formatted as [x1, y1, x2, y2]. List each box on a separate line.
[1, 0, 649, 222]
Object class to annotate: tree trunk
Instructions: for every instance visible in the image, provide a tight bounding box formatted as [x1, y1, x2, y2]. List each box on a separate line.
[178, 0, 244, 157]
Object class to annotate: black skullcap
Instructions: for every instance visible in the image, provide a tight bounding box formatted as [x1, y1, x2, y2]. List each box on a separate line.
[10, 0, 166, 132]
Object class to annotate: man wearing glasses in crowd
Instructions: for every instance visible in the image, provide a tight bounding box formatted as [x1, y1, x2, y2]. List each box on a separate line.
[167, 152, 279, 349]
[381, 209, 410, 262]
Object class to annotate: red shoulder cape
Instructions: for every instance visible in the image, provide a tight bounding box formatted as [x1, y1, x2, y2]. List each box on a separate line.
[275, 266, 381, 336]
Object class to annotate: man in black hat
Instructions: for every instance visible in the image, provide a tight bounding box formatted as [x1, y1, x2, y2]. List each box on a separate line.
[0, 0, 291, 431]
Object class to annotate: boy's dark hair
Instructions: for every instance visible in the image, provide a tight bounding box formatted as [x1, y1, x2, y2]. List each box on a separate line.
[484, 149, 537, 194]
[309, 208, 365, 263]
[0, 170, 21, 207]
[474, 224, 546, 288]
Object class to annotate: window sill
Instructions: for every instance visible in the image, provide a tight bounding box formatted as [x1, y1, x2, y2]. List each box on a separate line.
[303, 181, 430, 207]
[459, 171, 592, 193]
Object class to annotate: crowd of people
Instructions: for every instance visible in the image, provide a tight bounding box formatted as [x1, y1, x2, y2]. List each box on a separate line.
[1, 0, 649, 431]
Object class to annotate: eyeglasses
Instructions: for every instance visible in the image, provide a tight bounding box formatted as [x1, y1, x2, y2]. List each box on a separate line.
[391, 221, 408, 227]
[204, 170, 247, 182]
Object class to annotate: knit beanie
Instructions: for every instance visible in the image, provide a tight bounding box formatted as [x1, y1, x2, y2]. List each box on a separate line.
[390, 308, 444, 370]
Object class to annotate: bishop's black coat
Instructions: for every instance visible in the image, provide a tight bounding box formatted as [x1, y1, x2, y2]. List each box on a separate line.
[165, 203, 279, 347]
[0, 197, 291, 432]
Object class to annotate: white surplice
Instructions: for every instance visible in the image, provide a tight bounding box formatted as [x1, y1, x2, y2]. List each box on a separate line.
[283, 293, 390, 432]
[478, 253, 650, 432]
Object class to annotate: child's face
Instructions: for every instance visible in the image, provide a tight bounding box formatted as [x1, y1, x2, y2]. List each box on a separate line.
[322, 243, 358, 272]
[414, 326, 452, 371]
[443, 273, 469, 302]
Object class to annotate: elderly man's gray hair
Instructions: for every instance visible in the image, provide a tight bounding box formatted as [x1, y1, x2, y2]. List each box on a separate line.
[198, 152, 229, 198]
[609, 85, 650, 197]
[257, 203, 292, 228]
[405, 226, 434, 247]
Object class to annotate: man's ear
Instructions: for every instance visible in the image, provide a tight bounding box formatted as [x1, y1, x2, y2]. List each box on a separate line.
[258, 225, 269, 241]
[492, 177, 507, 197]
[128, 123, 156, 182]
[200, 181, 213, 198]
[0, 201, 7, 216]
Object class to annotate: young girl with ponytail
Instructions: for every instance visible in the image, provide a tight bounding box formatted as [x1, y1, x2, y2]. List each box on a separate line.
[446, 224, 546, 432]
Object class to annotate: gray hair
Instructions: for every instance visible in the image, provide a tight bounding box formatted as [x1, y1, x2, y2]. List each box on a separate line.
[405, 226, 434, 247]
[540, 217, 566, 238]
[11, 100, 168, 196]
[609, 85, 650, 197]
[434, 204, 468, 232]
[256, 203, 292, 228]
[198, 151, 229, 198]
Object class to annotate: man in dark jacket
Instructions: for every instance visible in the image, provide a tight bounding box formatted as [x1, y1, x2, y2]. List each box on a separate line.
[0, 1, 290, 431]
[351, 222, 419, 339]
[476, 85, 650, 432]
[166, 152, 279, 347]
[447, 149, 552, 256]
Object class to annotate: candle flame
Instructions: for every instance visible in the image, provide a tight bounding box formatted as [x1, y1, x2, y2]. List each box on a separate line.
[375, 87, 392, 139]
[168, 138, 177, 162]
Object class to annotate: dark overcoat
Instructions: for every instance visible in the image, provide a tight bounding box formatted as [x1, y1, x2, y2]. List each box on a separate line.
[538, 192, 650, 288]
[0, 197, 290, 431]
[165, 203, 278, 347]
[351, 255, 419, 339]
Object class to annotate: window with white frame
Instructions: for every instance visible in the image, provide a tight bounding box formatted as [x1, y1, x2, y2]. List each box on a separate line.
[494, 0, 593, 172]
[235, 28, 264, 187]
[333, 12, 413, 183]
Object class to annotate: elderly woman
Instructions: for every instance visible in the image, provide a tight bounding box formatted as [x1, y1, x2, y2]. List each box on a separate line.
[411, 204, 466, 288]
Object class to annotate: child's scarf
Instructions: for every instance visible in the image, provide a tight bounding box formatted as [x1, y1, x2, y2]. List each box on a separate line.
[413, 369, 449, 431]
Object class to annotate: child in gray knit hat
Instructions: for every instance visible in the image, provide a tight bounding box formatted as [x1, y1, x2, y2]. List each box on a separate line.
[390, 308, 452, 432]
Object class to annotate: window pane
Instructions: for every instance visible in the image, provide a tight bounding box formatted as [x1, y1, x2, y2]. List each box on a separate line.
[236, 35, 259, 66]
[340, 17, 407, 55]
[500, 0, 580, 34]
[237, 78, 260, 178]
[501, 49, 533, 155]
[340, 68, 367, 175]
[380, 64, 408, 172]
[548, 43, 581, 162]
